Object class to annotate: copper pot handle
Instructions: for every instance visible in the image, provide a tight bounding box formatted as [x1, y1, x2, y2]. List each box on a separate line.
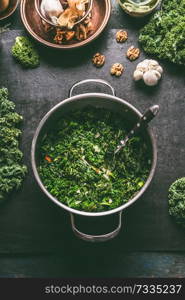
[69, 79, 116, 98]
[70, 211, 122, 242]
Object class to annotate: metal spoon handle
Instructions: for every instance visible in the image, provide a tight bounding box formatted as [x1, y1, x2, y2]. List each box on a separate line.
[115, 105, 159, 154]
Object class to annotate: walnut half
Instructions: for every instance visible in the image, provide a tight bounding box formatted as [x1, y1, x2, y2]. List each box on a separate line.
[92, 53, 105, 68]
[110, 63, 124, 77]
[116, 30, 128, 43]
[126, 46, 140, 61]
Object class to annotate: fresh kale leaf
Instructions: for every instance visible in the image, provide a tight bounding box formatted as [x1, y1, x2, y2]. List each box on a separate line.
[12, 36, 40, 68]
[169, 177, 185, 228]
[139, 0, 185, 65]
[0, 87, 27, 202]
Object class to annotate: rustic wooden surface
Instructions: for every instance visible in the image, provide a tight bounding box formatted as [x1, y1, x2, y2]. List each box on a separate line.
[0, 0, 185, 277]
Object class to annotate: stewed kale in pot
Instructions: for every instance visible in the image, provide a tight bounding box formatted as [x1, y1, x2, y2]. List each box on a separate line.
[38, 107, 151, 212]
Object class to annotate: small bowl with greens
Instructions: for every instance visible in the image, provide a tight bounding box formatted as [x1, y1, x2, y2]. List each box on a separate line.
[31, 79, 157, 241]
[118, 0, 161, 17]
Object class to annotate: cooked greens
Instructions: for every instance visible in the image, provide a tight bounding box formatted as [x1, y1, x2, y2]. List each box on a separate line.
[38, 107, 151, 212]
[0, 88, 27, 202]
[168, 177, 185, 228]
[139, 0, 185, 65]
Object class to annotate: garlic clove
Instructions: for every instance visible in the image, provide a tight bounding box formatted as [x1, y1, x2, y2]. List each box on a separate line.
[137, 66, 147, 73]
[155, 65, 163, 74]
[137, 59, 149, 70]
[133, 69, 143, 81]
[153, 70, 162, 80]
[148, 60, 159, 67]
[143, 70, 160, 86]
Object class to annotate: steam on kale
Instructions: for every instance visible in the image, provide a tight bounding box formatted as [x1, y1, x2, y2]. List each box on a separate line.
[0, 88, 27, 202]
[139, 0, 185, 65]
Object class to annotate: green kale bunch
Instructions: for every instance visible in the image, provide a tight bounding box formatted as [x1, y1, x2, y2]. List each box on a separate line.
[12, 36, 40, 68]
[168, 177, 185, 228]
[139, 0, 185, 65]
[0, 88, 27, 202]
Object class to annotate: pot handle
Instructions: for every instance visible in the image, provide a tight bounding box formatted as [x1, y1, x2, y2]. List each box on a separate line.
[70, 211, 122, 242]
[69, 79, 115, 97]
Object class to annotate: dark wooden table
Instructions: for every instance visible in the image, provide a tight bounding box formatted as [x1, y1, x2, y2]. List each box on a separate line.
[0, 0, 185, 278]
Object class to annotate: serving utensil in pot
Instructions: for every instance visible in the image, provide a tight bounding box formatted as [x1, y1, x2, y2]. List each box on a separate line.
[105, 105, 159, 169]
[115, 105, 159, 154]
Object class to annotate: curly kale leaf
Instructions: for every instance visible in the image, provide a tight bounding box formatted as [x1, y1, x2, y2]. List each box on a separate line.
[0, 87, 27, 202]
[0, 88, 15, 116]
[168, 177, 185, 228]
[12, 36, 40, 68]
[139, 0, 185, 65]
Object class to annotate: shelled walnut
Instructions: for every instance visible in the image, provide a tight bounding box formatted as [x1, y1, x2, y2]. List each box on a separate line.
[116, 30, 128, 43]
[110, 63, 124, 77]
[92, 53, 105, 68]
[126, 46, 140, 61]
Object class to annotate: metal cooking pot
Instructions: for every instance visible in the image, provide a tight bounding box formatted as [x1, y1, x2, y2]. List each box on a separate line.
[31, 79, 157, 242]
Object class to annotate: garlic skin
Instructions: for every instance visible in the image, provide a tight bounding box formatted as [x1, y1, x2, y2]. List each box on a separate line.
[133, 69, 143, 81]
[143, 70, 160, 86]
[40, 0, 64, 24]
[133, 59, 163, 86]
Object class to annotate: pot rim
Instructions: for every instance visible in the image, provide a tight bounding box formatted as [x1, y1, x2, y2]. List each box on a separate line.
[31, 93, 157, 217]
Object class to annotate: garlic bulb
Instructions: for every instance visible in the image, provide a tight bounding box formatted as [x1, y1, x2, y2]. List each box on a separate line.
[133, 59, 163, 86]
[40, 0, 64, 24]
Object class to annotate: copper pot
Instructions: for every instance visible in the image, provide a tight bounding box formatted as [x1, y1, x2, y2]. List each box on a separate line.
[20, 0, 111, 49]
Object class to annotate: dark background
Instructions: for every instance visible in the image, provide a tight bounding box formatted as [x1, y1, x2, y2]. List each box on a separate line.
[0, 0, 185, 278]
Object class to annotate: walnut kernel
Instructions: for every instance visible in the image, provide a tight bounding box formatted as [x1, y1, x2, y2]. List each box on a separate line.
[116, 30, 128, 43]
[110, 63, 124, 77]
[126, 46, 140, 61]
[92, 53, 105, 68]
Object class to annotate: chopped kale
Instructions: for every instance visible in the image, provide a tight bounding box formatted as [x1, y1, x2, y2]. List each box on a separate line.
[38, 107, 151, 212]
